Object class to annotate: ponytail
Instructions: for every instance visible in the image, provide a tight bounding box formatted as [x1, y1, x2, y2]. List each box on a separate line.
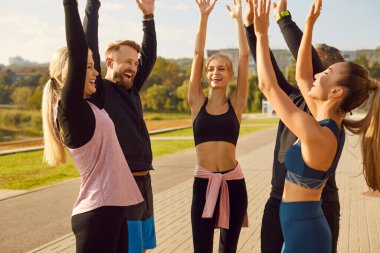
[343, 78, 380, 191]
[42, 78, 66, 165]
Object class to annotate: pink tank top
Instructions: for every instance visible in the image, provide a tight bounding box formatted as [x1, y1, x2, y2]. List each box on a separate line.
[67, 102, 143, 216]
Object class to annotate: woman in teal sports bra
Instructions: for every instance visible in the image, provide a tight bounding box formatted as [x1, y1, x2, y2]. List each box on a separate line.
[253, 0, 380, 252]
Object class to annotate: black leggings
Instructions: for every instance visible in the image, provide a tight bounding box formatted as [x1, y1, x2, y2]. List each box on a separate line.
[260, 197, 340, 253]
[191, 177, 248, 253]
[72, 206, 128, 253]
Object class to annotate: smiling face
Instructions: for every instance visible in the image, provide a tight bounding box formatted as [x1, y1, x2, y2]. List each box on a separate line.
[84, 54, 99, 98]
[205, 56, 233, 89]
[308, 62, 347, 101]
[108, 45, 139, 90]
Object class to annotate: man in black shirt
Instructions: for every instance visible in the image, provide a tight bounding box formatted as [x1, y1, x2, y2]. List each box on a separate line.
[244, 0, 344, 252]
[83, 0, 157, 252]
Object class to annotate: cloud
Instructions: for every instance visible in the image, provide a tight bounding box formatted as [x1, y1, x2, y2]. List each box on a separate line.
[101, 2, 128, 12]
[156, 2, 191, 12]
[0, 6, 65, 64]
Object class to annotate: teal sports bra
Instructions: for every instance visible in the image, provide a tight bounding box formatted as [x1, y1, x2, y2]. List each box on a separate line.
[284, 119, 345, 190]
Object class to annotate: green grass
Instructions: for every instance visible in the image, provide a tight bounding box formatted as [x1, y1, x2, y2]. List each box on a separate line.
[144, 112, 190, 121]
[0, 116, 278, 190]
[151, 140, 194, 157]
[0, 150, 78, 190]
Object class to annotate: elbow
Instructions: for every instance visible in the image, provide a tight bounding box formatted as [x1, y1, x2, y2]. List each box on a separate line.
[258, 80, 267, 92]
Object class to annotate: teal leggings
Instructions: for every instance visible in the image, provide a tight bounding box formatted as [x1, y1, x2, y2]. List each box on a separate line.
[280, 201, 331, 253]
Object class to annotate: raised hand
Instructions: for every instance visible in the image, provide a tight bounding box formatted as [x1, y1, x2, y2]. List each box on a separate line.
[226, 0, 242, 20]
[272, 0, 286, 18]
[253, 0, 271, 36]
[244, 0, 254, 25]
[196, 0, 217, 16]
[136, 0, 155, 15]
[306, 0, 321, 26]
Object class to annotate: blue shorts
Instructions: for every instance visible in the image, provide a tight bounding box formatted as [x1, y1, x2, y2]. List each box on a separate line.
[125, 174, 156, 252]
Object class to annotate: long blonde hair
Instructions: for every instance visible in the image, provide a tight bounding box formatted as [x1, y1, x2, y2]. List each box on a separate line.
[42, 47, 69, 165]
[338, 62, 380, 191]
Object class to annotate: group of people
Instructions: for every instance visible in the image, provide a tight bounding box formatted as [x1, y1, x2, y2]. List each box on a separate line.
[41, 0, 380, 252]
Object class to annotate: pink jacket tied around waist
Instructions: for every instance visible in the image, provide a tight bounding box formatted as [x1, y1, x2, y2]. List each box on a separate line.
[194, 164, 248, 229]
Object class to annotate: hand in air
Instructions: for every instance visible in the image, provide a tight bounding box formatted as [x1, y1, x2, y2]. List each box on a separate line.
[196, 0, 217, 16]
[227, 0, 243, 20]
[306, 0, 322, 27]
[253, 0, 271, 36]
[136, 0, 155, 15]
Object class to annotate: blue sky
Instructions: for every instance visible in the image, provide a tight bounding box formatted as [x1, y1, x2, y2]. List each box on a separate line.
[0, 0, 379, 65]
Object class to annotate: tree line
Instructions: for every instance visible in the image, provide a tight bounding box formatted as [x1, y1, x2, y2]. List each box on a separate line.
[1, 56, 379, 112]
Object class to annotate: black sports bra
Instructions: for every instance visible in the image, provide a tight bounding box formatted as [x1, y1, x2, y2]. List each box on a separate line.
[193, 97, 240, 146]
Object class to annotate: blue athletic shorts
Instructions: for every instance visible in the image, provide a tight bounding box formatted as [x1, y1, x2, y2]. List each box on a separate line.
[125, 174, 157, 252]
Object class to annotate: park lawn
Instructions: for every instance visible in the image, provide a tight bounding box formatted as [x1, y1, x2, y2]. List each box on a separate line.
[0, 116, 278, 190]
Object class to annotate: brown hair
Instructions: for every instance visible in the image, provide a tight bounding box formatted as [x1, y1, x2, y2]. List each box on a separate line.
[105, 40, 141, 59]
[338, 62, 380, 191]
[315, 43, 345, 68]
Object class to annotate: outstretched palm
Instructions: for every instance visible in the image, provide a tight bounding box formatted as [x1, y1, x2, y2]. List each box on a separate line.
[253, 0, 271, 35]
[196, 0, 217, 16]
[306, 0, 322, 26]
[136, 0, 155, 15]
[227, 0, 242, 20]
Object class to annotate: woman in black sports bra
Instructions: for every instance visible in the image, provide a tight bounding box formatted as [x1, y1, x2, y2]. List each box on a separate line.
[188, 0, 250, 252]
[254, 0, 380, 252]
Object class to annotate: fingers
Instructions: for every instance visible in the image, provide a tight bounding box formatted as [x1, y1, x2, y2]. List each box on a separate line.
[226, 4, 232, 14]
[266, 0, 271, 14]
[315, 0, 322, 14]
[211, 0, 218, 8]
[253, 0, 258, 18]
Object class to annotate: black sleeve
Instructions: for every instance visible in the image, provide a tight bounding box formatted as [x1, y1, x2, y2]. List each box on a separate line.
[245, 24, 298, 95]
[58, 0, 95, 148]
[83, 0, 104, 108]
[133, 19, 157, 91]
[278, 15, 325, 74]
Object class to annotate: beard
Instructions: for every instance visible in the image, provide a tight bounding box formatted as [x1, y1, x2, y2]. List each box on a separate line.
[112, 71, 134, 90]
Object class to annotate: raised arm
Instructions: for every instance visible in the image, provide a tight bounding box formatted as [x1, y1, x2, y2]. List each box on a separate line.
[274, 0, 324, 74]
[295, 0, 322, 117]
[244, 0, 297, 96]
[62, 0, 88, 109]
[83, 0, 101, 74]
[254, 0, 322, 142]
[133, 0, 157, 91]
[83, 0, 104, 107]
[188, 0, 217, 120]
[228, 0, 250, 118]
[61, 0, 96, 148]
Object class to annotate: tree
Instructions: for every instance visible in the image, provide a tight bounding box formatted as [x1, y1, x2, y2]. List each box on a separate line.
[11, 86, 33, 107]
[28, 86, 43, 109]
[175, 80, 190, 112]
[354, 56, 369, 69]
[0, 83, 12, 104]
[144, 57, 188, 91]
[144, 84, 171, 111]
[286, 59, 296, 85]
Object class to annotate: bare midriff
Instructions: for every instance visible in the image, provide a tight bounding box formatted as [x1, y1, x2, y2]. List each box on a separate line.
[195, 141, 237, 172]
[282, 180, 323, 202]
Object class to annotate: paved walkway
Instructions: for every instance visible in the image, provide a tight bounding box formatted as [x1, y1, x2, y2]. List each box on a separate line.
[27, 132, 380, 253]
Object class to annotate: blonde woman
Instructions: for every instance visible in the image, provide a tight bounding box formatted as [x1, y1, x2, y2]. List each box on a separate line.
[189, 0, 250, 252]
[254, 0, 380, 252]
[42, 1, 142, 251]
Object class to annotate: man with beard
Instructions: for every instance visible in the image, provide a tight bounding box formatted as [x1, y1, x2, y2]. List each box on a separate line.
[83, 0, 157, 252]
